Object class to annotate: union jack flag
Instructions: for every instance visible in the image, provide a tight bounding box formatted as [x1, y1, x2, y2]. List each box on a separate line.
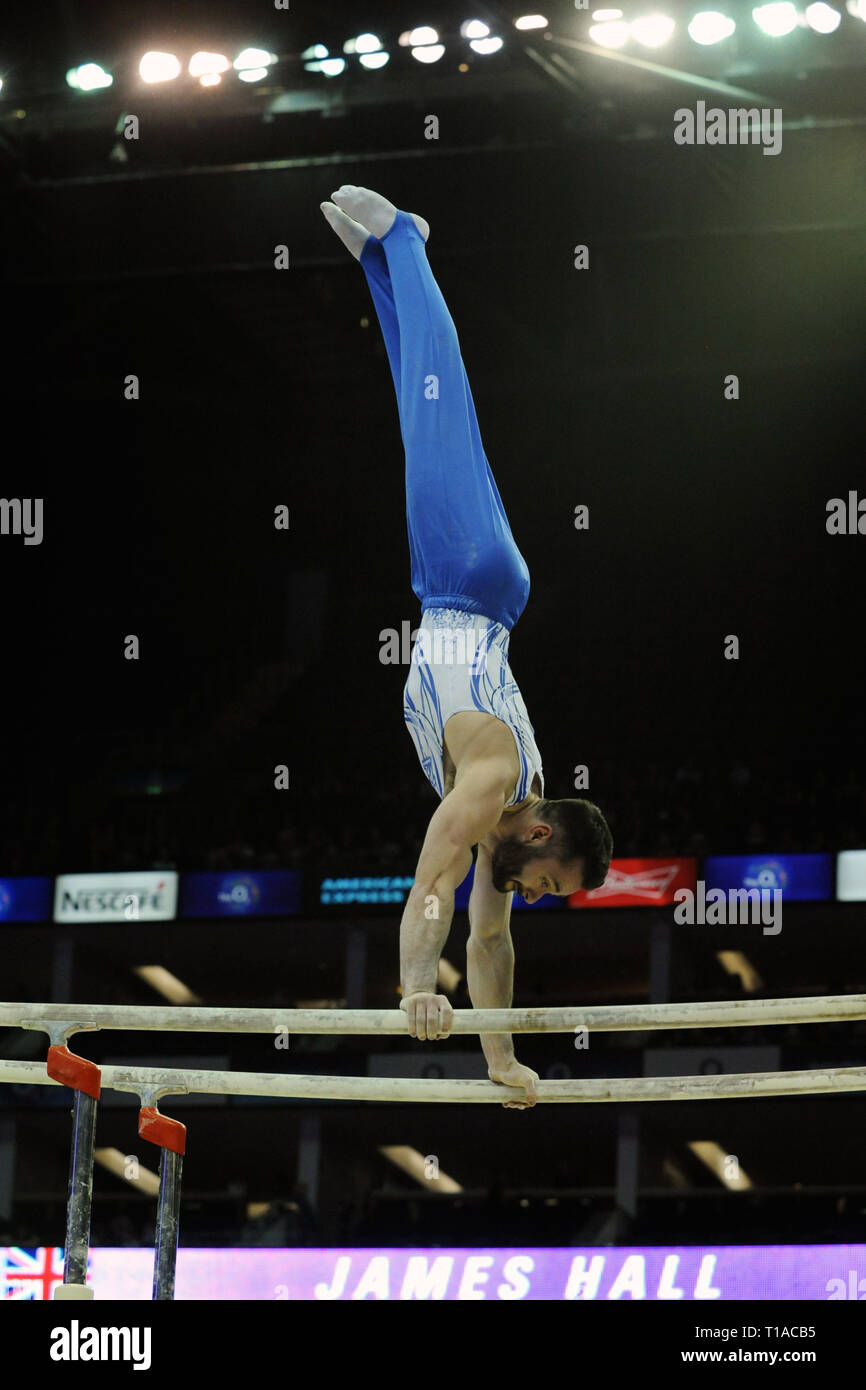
[1, 1246, 74, 1300]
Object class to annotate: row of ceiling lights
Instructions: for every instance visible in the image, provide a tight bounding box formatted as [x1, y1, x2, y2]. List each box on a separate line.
[2, 7, 862, 97]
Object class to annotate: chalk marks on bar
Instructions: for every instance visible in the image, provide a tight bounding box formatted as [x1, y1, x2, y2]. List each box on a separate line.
[1, 1059, 866, 1104]
[2, 993, 866, 1037]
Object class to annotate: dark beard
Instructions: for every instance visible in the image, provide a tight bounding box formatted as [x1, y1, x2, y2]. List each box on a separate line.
[490, 836, 541, 894]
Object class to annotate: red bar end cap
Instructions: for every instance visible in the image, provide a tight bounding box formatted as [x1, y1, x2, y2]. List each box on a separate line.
[138, 1106, 187, 1156]
[46, 1045, 101, 1100]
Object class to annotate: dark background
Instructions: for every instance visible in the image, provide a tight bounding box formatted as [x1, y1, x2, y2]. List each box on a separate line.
[1, 0, 865, 1255]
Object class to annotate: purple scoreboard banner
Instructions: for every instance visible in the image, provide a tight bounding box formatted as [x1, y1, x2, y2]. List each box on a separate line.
[3, 1245, 865, 1300]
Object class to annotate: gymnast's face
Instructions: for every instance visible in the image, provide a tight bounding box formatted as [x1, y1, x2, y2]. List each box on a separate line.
[490, 834, 584, 903]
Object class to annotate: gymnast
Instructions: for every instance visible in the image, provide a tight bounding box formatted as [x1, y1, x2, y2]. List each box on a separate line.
[321, 187, 613, 1109]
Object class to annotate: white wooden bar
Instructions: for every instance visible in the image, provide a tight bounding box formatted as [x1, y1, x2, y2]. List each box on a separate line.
[1, 1059, 865, 1104]
[1, 992, 865, 1037]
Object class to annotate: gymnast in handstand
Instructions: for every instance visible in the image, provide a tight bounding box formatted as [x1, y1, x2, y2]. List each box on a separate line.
[321, 187, 613, 1109]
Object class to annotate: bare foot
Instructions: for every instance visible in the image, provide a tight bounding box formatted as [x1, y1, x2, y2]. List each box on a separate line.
[319, 201, 371, 261]
[330, 184, 430, 242]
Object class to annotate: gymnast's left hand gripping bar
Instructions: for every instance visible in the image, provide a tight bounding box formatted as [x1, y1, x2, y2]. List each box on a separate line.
[45, 1043, 101, 1301]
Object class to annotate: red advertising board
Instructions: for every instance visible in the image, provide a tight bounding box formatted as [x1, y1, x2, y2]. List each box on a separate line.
[568, 857, 697, 909]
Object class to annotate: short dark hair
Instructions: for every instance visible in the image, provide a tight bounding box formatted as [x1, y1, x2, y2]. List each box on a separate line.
[537, 797, 613, 891]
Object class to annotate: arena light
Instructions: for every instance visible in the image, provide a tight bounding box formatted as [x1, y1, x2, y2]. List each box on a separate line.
[344, 33, 382, 54]
[592, 7, 624, 15]
[514, 13, 549, 28]
[469, 36, 504, 53]
[300, 44, 329, 60]
[847, 0, 866, 18]
[305, 57, 347, 77]
[411, 44, 446, 63]
[139, 51, 181, 83]
[235, 47, 276, 69]
[752, 2, 799, 34]
[246, 1198, 299, 1219]
[589, 19, 631, 44]
[359, 51, 390, 69]
[379, 1147, 463, 1193]
[805, 0, 842, 27]
[189, 52, 230, 79]
[234, 47, 277, 82]
[437, 958, 463, 992]
[133, 965, 202, 1005]
[400, 27, 439, 46]
[631, 14, 676, 46]
[716, 951, 763, 993]
[688, 1141, 753, 1191]
[460, 19, 490, 38]
[95, 1148, 161, 1197]
[688, 11, 737, 42]
[66, 63, 113, 91]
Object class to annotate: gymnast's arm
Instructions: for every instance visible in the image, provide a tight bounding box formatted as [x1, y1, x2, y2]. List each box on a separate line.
[399, 762, 512, 1041]
[466, 844, 539, 1108]
[466, 843, 517, 1069]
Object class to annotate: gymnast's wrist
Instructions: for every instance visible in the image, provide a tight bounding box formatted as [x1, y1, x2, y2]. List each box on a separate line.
[401, 985, 438, 1002]
[481, 1034, 515, 1067]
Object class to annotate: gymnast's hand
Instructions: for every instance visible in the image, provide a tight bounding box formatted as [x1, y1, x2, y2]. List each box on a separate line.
[489, 1060, 539, 1110]
[400, 992, 454, 1041]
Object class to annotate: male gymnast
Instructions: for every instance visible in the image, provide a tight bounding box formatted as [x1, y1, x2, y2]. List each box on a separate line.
[322, 187, 613, 1109]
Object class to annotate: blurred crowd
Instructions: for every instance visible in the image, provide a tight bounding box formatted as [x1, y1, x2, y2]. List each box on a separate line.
[2, 749, 863, 877]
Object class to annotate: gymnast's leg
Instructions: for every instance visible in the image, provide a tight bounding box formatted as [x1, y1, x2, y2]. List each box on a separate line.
[321, 185, 529, 632]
